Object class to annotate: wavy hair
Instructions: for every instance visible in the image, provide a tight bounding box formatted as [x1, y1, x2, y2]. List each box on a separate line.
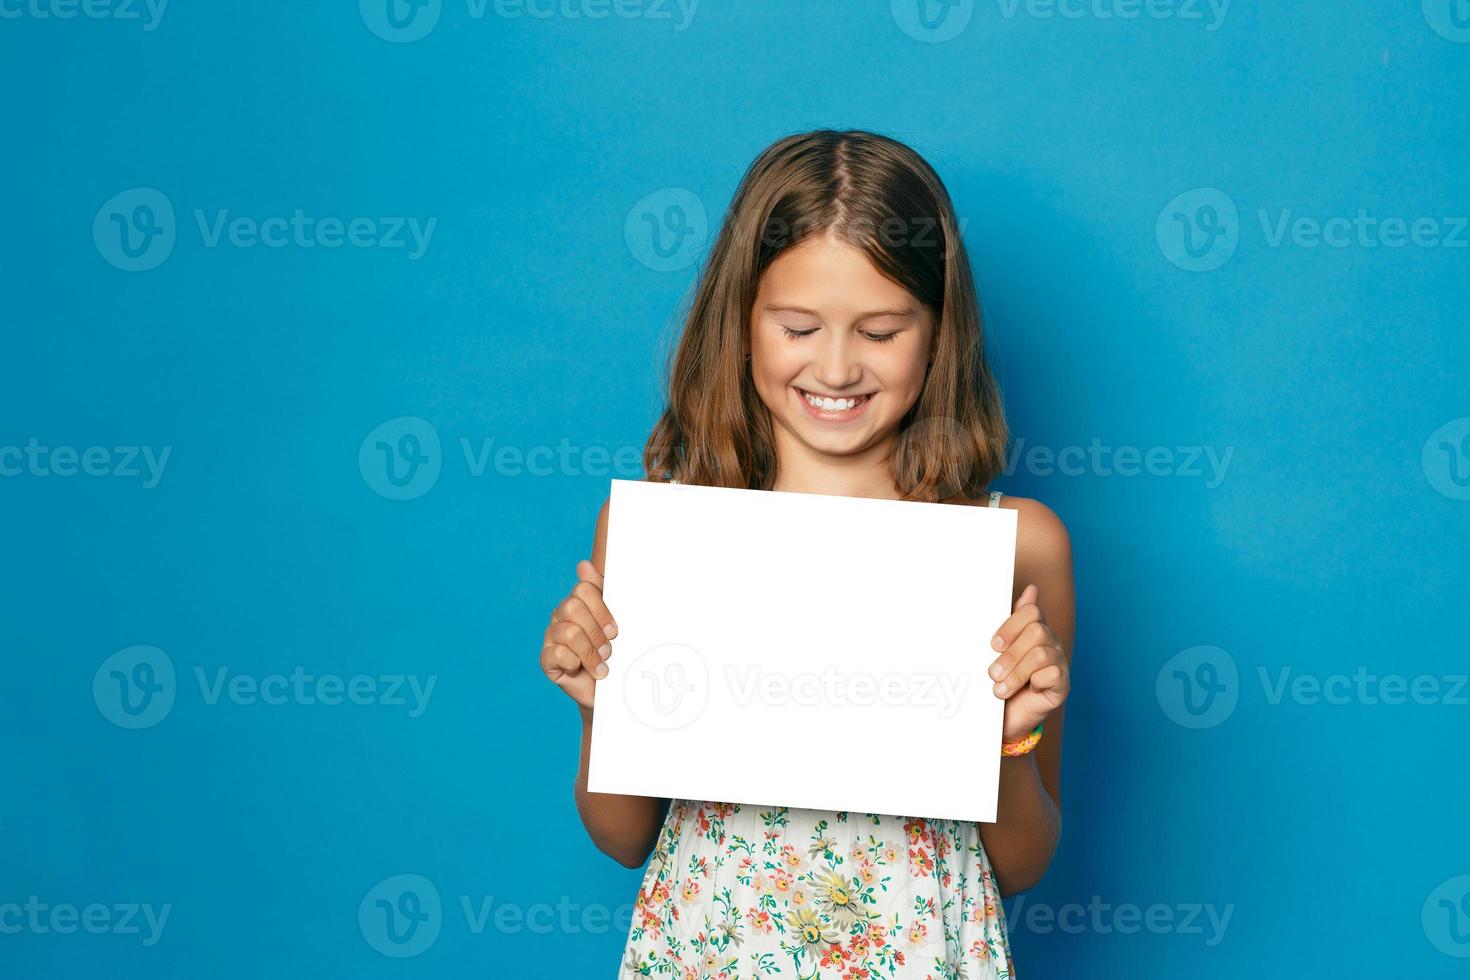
[643, 129, 1007, 503]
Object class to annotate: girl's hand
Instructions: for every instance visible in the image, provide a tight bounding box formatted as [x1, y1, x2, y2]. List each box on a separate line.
[987, 583, 1070, 743]
[540, 559, 619, 711]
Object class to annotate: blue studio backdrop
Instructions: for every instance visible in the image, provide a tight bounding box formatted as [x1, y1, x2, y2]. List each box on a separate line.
[2, 2, 1468, 977]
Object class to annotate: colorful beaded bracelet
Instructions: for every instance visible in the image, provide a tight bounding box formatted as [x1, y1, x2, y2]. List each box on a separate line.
[1001, 722, 1044, 757]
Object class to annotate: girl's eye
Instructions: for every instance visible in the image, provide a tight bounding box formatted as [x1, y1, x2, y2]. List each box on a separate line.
[780, 326, 899, 344]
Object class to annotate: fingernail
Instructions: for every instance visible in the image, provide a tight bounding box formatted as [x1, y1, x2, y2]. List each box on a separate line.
[603, 623, 617, 640]
[988, 663, 1003, 680]
[595, 663, 609, 679]
[599, 643, 611, 658]
[991, 635, 1005, 651]
[995, 682, 1007, 696]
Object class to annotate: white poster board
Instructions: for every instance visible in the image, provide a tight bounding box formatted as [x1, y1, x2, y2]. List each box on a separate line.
[587, 479, 1017, 822]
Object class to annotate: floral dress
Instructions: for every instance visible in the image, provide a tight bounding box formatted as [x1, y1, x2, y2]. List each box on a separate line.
[617, 801, 1015, 980]
[616, 483, 1016, 979]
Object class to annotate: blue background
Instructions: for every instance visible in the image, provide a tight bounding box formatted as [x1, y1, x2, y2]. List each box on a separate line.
[3, 0, 1468, 976]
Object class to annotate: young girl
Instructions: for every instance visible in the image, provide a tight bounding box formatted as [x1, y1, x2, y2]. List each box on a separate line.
[541, 130, 1074, 979]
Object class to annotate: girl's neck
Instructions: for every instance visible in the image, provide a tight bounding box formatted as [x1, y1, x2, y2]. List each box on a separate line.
[770, 455, 903, 501]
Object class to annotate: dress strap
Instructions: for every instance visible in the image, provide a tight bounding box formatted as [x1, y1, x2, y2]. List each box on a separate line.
[987, 490, 1002, 508]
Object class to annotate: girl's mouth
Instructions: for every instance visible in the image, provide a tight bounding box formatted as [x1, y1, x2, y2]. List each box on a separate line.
[794, 387, 874, 423]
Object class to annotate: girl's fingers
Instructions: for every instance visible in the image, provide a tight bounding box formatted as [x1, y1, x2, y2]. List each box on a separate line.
[577, 558, 605, 592]
[1013, 582, 1038, 612]
[540, 642, 584, 679]
[994, 640, 1059, 698]
[548, 619, 607, 679]
[1028, 664, 1069, 700]
[986, 606, 1042, 680]
[989, 585, 1041, 654]
[555, 587, 617, 660]
[569, 570, 618, 643]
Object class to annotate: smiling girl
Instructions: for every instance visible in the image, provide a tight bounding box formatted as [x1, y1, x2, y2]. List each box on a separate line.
[541, 130, 1075, 979]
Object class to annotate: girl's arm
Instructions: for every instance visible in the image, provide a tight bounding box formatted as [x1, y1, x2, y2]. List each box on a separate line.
[978, 498, 1075, 896]
[573, 704, 670, 867]
[569, 499, 669, 868]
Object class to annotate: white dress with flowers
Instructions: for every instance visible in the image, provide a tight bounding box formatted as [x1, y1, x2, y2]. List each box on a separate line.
[616, 800, 1015, 979]
[615, 484, 1015, 979]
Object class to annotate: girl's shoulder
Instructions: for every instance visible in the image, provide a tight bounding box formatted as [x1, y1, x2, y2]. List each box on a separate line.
[981, 491, 1072, 567]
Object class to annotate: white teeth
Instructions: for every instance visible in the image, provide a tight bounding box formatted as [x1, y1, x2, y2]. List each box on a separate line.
[803, 391, 864, 411]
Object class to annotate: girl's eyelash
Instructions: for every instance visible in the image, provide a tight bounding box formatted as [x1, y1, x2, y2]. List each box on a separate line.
[780, 326, 899, 344]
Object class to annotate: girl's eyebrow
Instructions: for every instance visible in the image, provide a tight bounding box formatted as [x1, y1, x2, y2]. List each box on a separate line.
[763, 304, 917, 320]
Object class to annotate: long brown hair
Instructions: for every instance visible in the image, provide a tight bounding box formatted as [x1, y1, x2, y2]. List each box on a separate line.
[643, 129, 1008, 504]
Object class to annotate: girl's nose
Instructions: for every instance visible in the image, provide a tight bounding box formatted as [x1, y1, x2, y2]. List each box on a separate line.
[814, 336, 863, 389]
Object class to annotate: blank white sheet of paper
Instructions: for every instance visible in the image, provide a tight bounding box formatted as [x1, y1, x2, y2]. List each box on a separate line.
[587, 478, 1018, 823]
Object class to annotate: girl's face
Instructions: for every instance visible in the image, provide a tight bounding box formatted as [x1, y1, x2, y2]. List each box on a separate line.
[749, 229, 936, 469]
